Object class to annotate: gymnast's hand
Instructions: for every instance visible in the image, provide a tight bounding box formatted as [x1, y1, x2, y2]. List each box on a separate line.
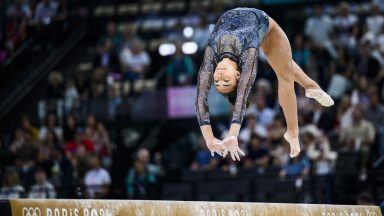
[222, 136, 245, 161]
[206, 138, 225, 157]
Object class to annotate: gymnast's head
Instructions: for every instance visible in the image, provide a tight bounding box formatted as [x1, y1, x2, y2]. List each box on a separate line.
[214, 58, 240, 104]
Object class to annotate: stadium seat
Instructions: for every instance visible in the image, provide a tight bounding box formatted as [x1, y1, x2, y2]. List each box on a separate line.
[164, 2, 186, 13]
[141, 2, 162, 14]
[93, 5, 115, 17]
[117, 4, 140, 16]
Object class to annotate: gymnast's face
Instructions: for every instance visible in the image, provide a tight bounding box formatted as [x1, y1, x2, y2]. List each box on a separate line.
[214, 59, 240, 94]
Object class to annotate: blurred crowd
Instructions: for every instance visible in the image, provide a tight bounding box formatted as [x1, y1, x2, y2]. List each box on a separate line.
[0, 0, 384, 205]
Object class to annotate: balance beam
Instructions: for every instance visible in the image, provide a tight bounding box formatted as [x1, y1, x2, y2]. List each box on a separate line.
[3, 199, 382, 216]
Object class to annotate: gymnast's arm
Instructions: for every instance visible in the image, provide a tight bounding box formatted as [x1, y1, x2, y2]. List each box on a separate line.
[227, 48, 258, 137]
[196, 46, 217, 141]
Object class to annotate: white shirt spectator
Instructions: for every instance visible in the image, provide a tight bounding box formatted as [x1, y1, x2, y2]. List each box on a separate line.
[84, 168, 111, 198]
[64, 84, 79, 112]
[39, 126, 63, 141]
[334, 14, 358, 48]
[246, 105, 275, 128]
[366, 14, 384, 36]
[305, 13, 337, 58]
[0, 185, 25, 199]
[327, 73, 352, 99]
[28, 182, 56, 199]
[120, 48, 151, 74]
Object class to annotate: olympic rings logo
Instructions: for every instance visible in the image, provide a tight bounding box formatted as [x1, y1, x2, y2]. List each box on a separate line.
[22, 207, 41, 216]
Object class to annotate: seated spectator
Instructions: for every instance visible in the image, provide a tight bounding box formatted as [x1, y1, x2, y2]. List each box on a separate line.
[304, 4, 336, 58]
[267, 116, 286, 145]
[28, 168, 56, 198]
[65, 128, 95, 159]
[190, 137, 219, 171]
[357, 44, 380, 82]
[125, 148, 162, 199]
[98, 21, 122, 52]
[39, 113, 63, 142]
[84, 155, 111, 199]
[304, 125, 337, 175]
[279, 154, 310, 178]
[63, 115, 78, 143]
[75, 70, 91, 100]
[85, 114, 112, 167]
[20, 114, 39, 140]
[243, 134, 270, 168]
[193, 15, 211, 51]
[5, 0, 30, 53]
[366, 2, 384, 37]
[336, 95, 353, 129]
[333, 2, 359, 50]
[121, 24, 139, 51]
[364, 91, 384, 155]
[38, 129, 62, 165]
[292, 34, 310, 69]
[339, 106, 375, 152]
[0, 169, 25, 198]
[246, 95, 275, 128]
[64, 78, 79, 114]
[34, 0, 57, 26]
[90, 67, 108, 99]
[93, 40, 119, 73]
[45, 71, 65, 113]
[166, 43, 195, 86]
[120, 39, 150, 85]
[238, 114, 267, 146]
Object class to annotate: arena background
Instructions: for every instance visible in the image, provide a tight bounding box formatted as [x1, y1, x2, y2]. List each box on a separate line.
[0, 0, 384, 212]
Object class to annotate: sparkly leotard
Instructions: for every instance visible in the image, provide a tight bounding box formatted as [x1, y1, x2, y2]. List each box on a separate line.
[196, 8, 269, 126]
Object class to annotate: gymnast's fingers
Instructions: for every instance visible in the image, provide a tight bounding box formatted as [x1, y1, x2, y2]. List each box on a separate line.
[230, 151, 236, 161]
[238, 148, 245, 156]
[235, 151, 240, 161]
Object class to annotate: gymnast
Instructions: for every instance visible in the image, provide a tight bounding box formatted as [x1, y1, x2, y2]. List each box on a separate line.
[196, 8, 334, 161]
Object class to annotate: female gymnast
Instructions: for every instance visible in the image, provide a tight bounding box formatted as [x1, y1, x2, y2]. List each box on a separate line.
[196, 8, 334, 161]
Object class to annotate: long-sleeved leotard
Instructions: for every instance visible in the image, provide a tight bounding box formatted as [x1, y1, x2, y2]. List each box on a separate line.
[196, 8, 269, 126]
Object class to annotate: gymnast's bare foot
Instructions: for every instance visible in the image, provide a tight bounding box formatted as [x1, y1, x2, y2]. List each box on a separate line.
[284, 132, 300, 158]
[305, 89, 334, 107]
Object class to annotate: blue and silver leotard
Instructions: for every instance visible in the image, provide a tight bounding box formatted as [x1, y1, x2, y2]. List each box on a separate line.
[196, 8, 269, 126]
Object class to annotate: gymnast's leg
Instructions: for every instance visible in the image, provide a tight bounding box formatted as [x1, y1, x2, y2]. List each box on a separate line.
[260, 18, 302, 157]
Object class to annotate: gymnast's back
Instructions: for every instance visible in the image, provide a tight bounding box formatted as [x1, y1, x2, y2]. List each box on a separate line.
[208, 7, 269, 57]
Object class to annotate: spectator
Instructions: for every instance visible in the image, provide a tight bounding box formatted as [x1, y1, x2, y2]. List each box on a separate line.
[46, 70, 64, 100]
[34, 0, 57, 25]
[0, 169, 25, 198]
[28, 168, 56, 198]
[292, 34, 310, 69]
[238, 114, 267, 146]
[39, 113, 63, 142]
[98, 21, 122, 52]
[125, 148, 163, 199]
[336, 95, 353, 129]
[85, 114, 112, 167]
[75, 70, 91, 100]
[243, 134, 270, 168]
[20, 115, 39, 140]
[267, 116, 286, 146]
[93, 40, 120, 73]
[193, 15, 212, 51]
[351, 76, 370, 107]
[120, 39, 151, 84]
[90, 67, 108, 99]
[246, 95, 275, 128]
[364, 91, 384, 155]
[121, 24, 139, 51]
[84, 155, 111, 199]
[38, 129, 61, 168]
[64, 78, 79, 114]
[304, 4, 336, 58]
[5, 0, 30, 52]
[279, 154, 310, 178]
[190, 136, 219, 171]
[366, 2, 384, 37]
[166, 43, 195, 86]
[65, 128, 95, 161]
[333, 2, 359, 50]
[357, 43, 380, 81]
[63, 115, 78, 142]
[339, 106, 375, 168]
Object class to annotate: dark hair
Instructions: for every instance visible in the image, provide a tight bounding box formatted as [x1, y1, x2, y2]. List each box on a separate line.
[222, 91, 237, 106]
